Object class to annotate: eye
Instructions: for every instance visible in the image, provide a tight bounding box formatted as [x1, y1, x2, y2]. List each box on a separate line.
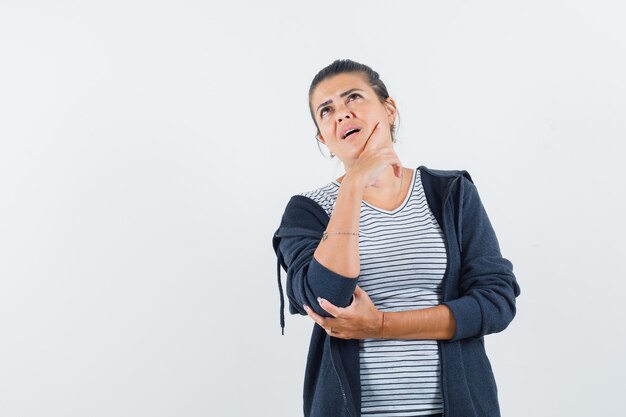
[319, 93, 361, 118]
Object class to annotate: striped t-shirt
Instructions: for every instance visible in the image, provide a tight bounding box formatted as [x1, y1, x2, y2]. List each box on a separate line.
[300, 167, 446, 417]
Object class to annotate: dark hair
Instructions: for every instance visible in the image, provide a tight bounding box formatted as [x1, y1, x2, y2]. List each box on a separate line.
[308, 59, 400, 155]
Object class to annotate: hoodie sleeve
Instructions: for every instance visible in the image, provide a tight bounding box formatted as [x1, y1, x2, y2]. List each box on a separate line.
[273, 195, 358, 324]
[443, 176, 521, 342]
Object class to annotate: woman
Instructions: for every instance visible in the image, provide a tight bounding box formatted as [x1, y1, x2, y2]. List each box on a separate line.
[272, 59, 520, 417]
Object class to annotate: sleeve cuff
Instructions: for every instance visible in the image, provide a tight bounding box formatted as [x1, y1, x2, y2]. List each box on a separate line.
[443, 296, 483, 341]
[307, 256, 358, 312]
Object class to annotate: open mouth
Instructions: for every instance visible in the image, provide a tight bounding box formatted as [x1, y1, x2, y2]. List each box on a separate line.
[342, 128, 361, 139]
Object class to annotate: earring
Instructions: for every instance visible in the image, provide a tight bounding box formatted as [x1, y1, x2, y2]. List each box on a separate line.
[330, 152, 335, 158]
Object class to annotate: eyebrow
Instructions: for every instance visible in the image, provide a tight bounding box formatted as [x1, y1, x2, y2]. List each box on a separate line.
[316, 88, 364, 113]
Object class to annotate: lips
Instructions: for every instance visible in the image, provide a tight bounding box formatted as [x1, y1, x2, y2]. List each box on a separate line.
[340, 125, 362, 140]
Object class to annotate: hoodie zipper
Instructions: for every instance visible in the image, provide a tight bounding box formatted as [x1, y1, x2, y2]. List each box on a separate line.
[439, 340, 447, 417]
[439, 227, 449, 417]
[329, 338, 353, 417]
[437, 176, 461, 417]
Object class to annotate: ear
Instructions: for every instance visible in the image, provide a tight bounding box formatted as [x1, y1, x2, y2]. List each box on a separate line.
[316, 133, 326, 145]
[384, 97, 398, 125]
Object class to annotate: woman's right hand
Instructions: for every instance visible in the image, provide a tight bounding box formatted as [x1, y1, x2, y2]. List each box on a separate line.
[347, 122, 403, 189]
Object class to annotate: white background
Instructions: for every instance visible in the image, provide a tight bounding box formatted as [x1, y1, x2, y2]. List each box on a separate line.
[1, 1, 625, 416]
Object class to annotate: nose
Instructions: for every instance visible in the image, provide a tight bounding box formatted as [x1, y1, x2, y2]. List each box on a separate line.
[336, 107, 352, 123]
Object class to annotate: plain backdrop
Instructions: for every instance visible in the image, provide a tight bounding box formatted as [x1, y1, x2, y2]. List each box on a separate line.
[1, 1, 625, 416]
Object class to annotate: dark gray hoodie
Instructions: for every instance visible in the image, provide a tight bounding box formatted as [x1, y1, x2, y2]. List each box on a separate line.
[272, 166, 521, 417]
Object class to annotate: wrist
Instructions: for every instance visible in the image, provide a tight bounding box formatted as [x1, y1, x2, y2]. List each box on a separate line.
[341, 172, 366, 192]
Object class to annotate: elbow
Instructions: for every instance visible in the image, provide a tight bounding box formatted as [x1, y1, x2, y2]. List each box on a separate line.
[496, 296, 518, 332]
[444, 289, 519, 341]
[481, 291, 518, 335]
[286, 259, 359, 318]
[306, 257, 359, 311]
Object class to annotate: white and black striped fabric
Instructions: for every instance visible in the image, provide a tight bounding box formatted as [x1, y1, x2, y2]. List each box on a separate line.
[300, 168, 446, 417]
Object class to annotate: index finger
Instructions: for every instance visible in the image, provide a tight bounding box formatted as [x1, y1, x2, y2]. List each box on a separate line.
[318, 297, 343, 318]
[364, 122, 392, 151]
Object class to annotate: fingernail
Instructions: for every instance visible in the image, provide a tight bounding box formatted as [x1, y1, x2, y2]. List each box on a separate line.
[317, 297, 324, 304]
[303, 304, 309, 310]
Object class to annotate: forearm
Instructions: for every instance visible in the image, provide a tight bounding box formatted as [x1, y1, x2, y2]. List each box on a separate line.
[382, 305, 457, 340]
[313, 175, 364, 278]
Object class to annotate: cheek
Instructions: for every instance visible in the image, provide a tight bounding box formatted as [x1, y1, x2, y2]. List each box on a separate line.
[356, 102, 383, 117]
[318, 124, 335, 141]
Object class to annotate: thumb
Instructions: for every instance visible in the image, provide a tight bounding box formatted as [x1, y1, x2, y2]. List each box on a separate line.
[354, 285, 369, 301]
[354, 285, 366, 296]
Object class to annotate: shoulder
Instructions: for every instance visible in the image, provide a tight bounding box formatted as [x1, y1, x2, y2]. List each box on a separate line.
[272, 192, 330, 253]
[298, 182, 338, 217]
[274, 181, 337, 236]
[417, 165, 476, 203]
[418, 165, 474, 183]
[277, 192, 330, 232]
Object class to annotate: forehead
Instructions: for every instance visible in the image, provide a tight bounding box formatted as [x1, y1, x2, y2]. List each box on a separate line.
[311, 72, 371, 106]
